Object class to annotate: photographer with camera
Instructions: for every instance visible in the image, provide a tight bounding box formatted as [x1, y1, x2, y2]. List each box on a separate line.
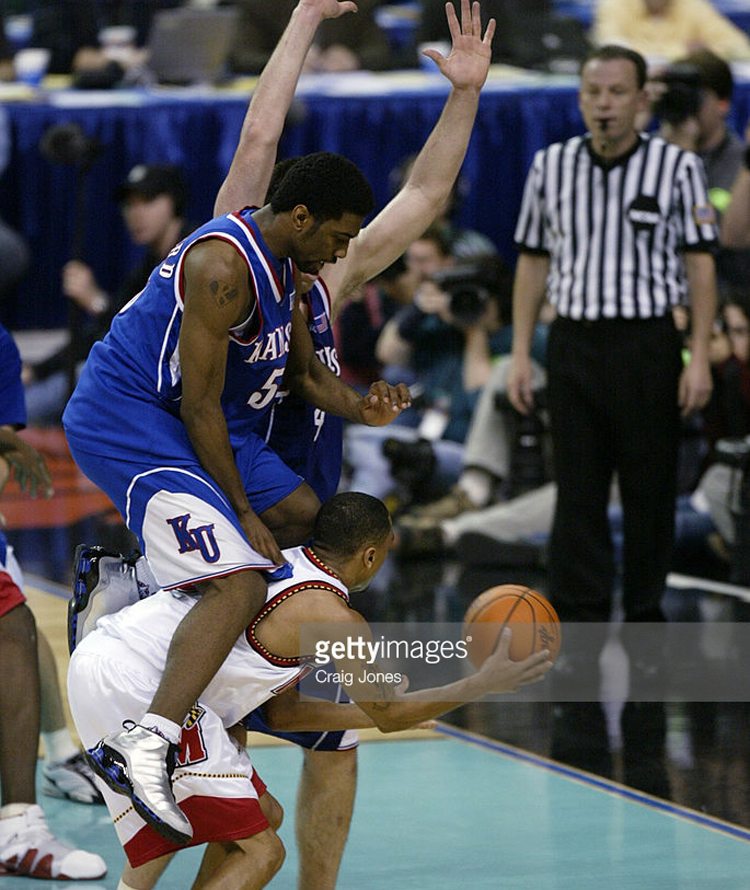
[344, 243, 522, 509]
[394, 353, 550, 556]
[694, 293, 750, 583]
[650, 50, 750, 295]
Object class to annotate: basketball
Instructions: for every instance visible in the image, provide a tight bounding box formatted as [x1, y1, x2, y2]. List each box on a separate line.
[462, 584, 561, 668]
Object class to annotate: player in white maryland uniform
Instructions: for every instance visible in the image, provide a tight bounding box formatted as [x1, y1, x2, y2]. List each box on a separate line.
[69, 493, 551, 890]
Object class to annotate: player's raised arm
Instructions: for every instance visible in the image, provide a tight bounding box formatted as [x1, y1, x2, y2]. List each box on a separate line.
[214, 0, 358, 217]
[323, 0, 495, 304]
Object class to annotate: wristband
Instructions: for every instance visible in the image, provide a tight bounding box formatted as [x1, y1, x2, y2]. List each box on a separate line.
[744, 145, 750, 171]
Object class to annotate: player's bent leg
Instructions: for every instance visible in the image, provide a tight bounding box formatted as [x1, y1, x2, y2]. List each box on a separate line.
[192, 829, 285, 890]
[260, 791, 284, 831]
[296, 748, 357, 890]
[260, 483, 320, 548]
[119, 850, 174, 890]
[192, 793, 284, 889]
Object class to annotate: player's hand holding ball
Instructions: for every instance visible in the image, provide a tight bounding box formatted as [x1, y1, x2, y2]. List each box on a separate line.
[476, 627, 552, 693]
[463, 584, 562, 667]
[462, 584, 561, 693]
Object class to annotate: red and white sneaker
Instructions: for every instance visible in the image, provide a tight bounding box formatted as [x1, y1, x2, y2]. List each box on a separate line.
[0, 804, 106, 880]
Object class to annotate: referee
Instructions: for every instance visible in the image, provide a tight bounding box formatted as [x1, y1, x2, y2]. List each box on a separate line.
[506, 44, 717, 787]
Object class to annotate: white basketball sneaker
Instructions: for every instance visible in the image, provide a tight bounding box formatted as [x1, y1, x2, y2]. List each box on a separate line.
[42, 752, 104, 805]
[0, 803, 106, 880]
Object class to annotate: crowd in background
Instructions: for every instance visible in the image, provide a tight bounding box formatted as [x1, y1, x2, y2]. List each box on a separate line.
[2, 2, 750, 876]
[1, 1, 749, 568]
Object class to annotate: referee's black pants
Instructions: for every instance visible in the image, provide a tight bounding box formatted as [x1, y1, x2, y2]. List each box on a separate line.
[546, 314, 683, 626]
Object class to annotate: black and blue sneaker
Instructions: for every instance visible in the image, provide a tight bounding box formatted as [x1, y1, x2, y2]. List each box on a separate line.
[86, 721, 193, 845]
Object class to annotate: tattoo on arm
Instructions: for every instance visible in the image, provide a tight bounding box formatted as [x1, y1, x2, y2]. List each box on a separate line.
[209, 279, 239, 308]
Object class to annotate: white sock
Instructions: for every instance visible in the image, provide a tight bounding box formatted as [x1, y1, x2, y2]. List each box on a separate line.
[117, 879, 139, 890]
[459, 468, 493, 508]
[142, 712, 182, 745]
[41, 728, 79, 765]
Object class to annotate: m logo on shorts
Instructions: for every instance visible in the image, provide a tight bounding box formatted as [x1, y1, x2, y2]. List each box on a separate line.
[177, 704, 208, 768]
[166, 513, 221, 563]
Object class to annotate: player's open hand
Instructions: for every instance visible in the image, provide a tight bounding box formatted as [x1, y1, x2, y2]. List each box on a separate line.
[300, 0, 358, 21]
[423, 0, 495, 91]
[479, 628, 552, 693]
[239, 507, 285, 567]
[358, 381, 412, 426]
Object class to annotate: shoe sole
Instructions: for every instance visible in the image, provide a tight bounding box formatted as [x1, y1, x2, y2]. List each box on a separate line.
[85, 745, 192, 845]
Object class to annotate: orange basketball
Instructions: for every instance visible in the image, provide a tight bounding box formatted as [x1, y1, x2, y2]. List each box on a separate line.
[462, 584, 561, 668]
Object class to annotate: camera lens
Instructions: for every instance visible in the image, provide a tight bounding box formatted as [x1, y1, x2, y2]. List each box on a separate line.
[449, 286, 488, 325]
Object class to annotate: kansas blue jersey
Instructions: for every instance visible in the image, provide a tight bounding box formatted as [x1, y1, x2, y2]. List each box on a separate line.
[67, 209, 295, 448]
[266, 278, 343, 502]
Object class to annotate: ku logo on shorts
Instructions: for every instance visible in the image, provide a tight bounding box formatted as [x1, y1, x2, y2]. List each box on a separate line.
[166, 514, 221, 563]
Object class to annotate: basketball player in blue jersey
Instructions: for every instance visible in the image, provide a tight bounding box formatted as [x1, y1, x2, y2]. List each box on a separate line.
[63, 0, 413, 847]
[225, 3, 497, 886]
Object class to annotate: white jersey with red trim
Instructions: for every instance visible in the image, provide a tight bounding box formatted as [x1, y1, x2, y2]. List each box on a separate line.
[84, 545, 349, 728]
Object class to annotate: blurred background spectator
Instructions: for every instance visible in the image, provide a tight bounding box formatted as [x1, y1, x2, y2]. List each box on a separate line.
[418, 0, 590, 71]
[650, 50, 750, 297]
[230, 0, 393, 75]
[389, 151, 498, 259]
[0, 99, 30, 311]
[335, 254, 416, 393]
[1, 1, 181, 84]
[592, 0, 750, 63]
[343, 247, 530, 514]
[22, 164, 189, 425]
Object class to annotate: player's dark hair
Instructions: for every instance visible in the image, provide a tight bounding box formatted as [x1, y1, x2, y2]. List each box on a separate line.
[269, 152, 374, 222]
[582, 44, 647, 89]
[265, 157, 302, 204]
[312, 493, 392, 557]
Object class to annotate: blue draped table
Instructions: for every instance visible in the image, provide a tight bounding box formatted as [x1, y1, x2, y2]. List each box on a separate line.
[3, 67, 750, 329]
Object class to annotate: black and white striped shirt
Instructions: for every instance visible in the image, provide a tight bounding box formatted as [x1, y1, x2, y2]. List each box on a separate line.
[514, 134, 718, 320]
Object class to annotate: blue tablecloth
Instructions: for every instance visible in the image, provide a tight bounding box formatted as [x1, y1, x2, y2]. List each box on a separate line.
[3, 69, 750, 329]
